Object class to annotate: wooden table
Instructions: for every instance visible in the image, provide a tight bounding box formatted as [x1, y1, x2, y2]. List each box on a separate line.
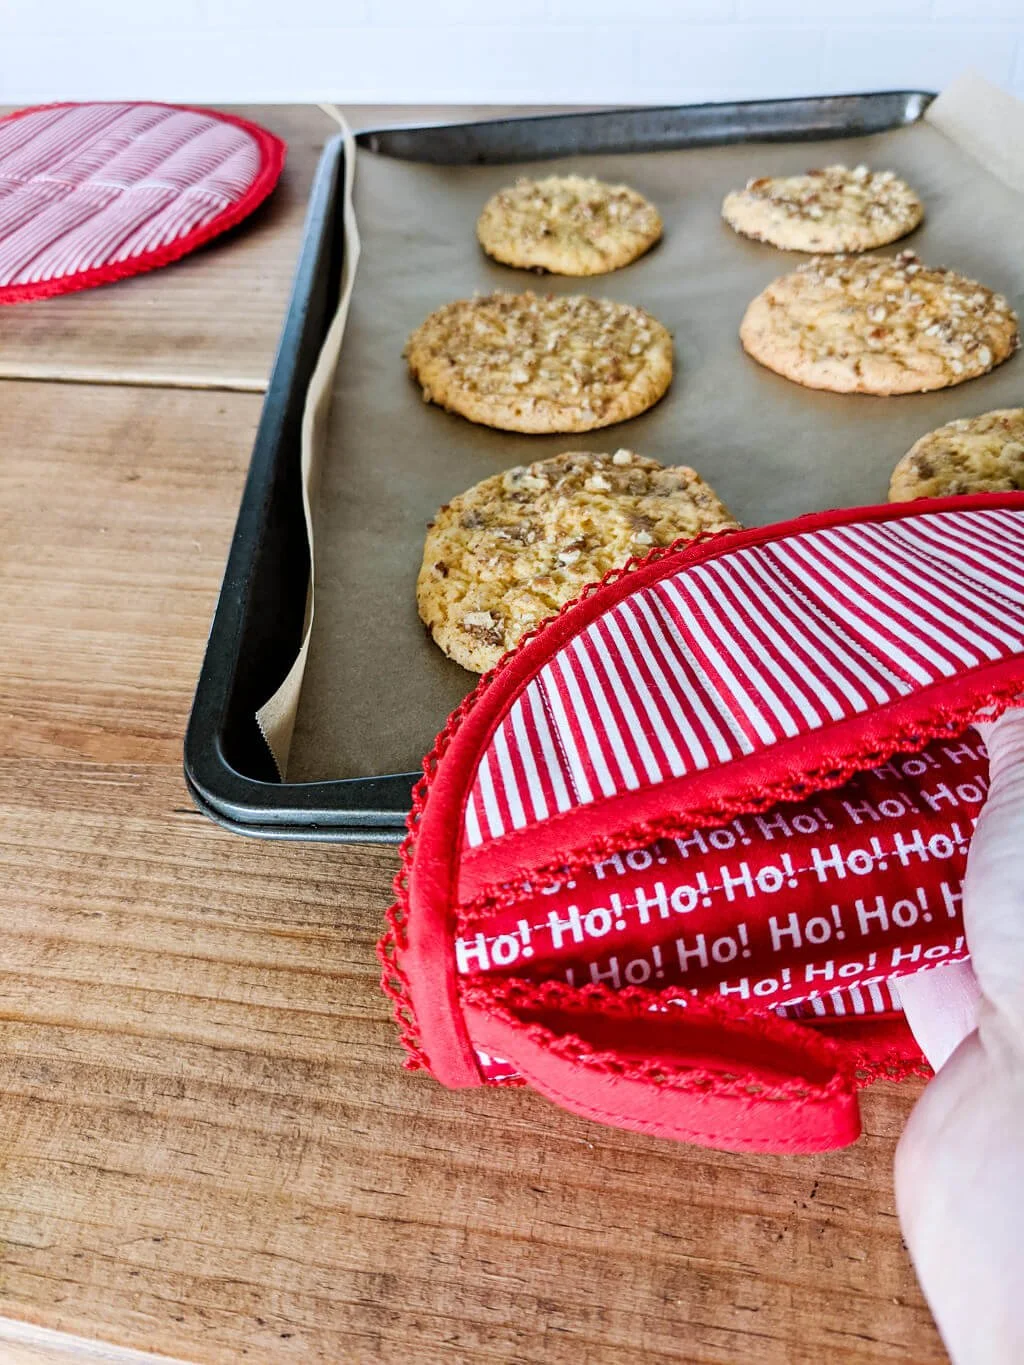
[0, 105, 945, 1364]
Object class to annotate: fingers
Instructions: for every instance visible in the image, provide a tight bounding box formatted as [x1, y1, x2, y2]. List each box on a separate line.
[898, 710, 1024, 1075]
[896, 1030, 1024, 1365]
[961, 709, 1024, 1047]
[898, 960, 980, 1072]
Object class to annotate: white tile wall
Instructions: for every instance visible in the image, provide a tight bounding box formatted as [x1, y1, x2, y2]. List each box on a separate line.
[1, 0, 1022, 104]
[822, 25, 1019, 91]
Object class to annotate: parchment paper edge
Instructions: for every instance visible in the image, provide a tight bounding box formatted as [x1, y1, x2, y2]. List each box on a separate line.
[924, 71, 1024, 195]
[255, 105, 361, 778]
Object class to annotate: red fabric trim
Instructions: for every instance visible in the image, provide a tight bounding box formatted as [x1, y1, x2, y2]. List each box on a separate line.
[402, 689, 494, 1087]
[819, 1015, 929, 1080]
[378, 681, 488, 1079]
[0, 103, 286, 304]
[463, 981, 861, 1152]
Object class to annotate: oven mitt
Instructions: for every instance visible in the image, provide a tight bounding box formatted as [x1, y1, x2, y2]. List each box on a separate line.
[379, 493, 1024, 1153]
[0, 103, 285, 303]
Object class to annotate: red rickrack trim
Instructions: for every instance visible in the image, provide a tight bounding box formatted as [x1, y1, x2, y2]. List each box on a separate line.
[854, 1051, 931, 1085]
[839, 948, 989, 1083]
[462, 975, 857, 1105]
[376, 525, 744, 1070]
[379, 672, 504, 1070]
[0, 103, 287, 304]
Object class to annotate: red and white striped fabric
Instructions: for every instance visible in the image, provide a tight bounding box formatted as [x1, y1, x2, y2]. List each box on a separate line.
[0, 103, 285, 302]
[776, 979, 904, 1021]
[465, 507, 1024, 849]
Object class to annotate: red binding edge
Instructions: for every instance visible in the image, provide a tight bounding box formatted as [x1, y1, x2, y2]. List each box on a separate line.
[462, 978, 870, 1153]
[378, 493, 1024, 1148]
[0, 103, 287, 304]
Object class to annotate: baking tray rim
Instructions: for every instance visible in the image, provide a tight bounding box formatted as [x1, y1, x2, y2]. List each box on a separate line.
[355, 89, 934, 161]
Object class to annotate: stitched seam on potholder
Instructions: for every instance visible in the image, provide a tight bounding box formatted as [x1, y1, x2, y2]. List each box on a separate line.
[0, 104, 158, 178]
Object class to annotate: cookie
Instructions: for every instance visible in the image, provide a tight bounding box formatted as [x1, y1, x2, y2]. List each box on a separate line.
[418, 449, 739, 673]
[889, 408, 1024, 501]
[723, 164, 923, 254]
[740, 251, 1019, 395]
[405, 291, 673, 433]
[476, 174, 662, 276]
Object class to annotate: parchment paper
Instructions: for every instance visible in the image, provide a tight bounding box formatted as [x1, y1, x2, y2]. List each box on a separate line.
[281, 76, 1024, 783]
[256, 107, 359, 772]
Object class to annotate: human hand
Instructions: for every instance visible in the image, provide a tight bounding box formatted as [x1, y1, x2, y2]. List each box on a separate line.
[896, 709, 1024, 1364]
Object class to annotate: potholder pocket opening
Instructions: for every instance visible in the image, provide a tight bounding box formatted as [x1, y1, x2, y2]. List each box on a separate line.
[458, 727, 985, 1019]
[382, 494, 1024, 1152]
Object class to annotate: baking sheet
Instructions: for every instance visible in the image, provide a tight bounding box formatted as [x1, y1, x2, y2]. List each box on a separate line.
[287, 87, 1024, 784]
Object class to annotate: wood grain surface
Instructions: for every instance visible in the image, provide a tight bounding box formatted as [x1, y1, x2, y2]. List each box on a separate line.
[0, 102, 948, 1364]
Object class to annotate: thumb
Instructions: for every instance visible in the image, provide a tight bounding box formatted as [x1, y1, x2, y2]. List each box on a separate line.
[898, 960, 981, 1072]
[962, 708, 1024, 1039]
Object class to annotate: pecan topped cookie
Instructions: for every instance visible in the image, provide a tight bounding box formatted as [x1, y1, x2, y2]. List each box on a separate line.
[739, 251, 1019, 394]
[405, 291, 673, 433]
[417, 450, 738, 672]
[890, 408, 1024, 501]
[477, 175, 662, 276]
[723, 164, 923, 254]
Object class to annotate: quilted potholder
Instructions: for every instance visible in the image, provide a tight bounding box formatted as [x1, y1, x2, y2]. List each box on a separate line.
[381, 493, 1024, 1154]
[0, 102, 285, 302]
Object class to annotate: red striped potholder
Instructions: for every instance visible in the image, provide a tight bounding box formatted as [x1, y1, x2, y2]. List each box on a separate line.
[380, 493, 1024, 1153]
[0, 103, 285, 303]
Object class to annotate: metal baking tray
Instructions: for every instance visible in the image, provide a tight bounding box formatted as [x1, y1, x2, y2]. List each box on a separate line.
[185, 92, 937, 843]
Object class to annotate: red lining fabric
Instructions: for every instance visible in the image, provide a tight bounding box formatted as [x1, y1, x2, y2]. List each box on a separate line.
[380, 494, 1024, 1151]
[460, 730, 982, 1123]
[0, 103, 285, 303]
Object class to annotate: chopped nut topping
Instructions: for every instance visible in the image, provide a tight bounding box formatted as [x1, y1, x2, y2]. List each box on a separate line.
[406, 291, 673, 434]
[742, 251, 1020, 395]
[890, 408, 1024, 501]
[723, 164, 923, 253]
[477, 174, 663, 276]
[418, 450, 738, 672]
